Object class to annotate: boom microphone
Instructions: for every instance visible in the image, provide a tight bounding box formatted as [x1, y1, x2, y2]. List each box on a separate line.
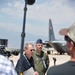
[27, 0, 35, 5]
[19, 0, 35, 75]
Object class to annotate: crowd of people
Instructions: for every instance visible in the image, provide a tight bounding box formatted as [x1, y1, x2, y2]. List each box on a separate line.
[0, 23, 75, 75]
[15, 38, 49, 75]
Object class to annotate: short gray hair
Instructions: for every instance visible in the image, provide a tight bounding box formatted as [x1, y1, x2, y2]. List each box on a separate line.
[25, 43, 34, 49]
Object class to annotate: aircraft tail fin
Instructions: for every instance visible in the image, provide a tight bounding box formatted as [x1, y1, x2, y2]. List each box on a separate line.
[49, 19, 55, 41]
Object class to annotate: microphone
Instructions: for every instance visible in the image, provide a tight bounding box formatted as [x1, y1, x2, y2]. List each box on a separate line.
[27, 0, 35, 5]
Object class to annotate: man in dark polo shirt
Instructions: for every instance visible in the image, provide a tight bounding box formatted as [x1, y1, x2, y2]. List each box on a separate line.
[15, 43, 38, 75]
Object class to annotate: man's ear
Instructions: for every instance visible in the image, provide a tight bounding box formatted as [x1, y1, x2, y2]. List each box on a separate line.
[24, 47, 27, 51]
[70, 41, 74, 50]
[35, 44, 37, 47]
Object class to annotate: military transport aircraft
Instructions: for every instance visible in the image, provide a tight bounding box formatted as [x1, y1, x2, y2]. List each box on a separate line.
[43, 19, 67, 55]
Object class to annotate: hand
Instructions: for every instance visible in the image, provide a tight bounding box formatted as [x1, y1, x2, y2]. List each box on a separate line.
[34, 71, 39, 75]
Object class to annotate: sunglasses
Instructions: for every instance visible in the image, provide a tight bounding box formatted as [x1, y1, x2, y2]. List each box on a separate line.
[64, 35, 75, 44]
[30, 49, 35, 52]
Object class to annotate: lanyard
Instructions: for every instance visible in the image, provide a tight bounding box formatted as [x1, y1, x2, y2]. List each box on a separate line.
[40, 57, 47, 69]
[36, 54, 47, 69]
[23, 54, 31, 67]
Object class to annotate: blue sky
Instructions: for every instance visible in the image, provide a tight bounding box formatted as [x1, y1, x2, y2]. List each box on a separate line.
[0, 0, 75, 48]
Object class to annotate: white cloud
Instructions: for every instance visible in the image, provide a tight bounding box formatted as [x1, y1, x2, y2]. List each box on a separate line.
[27, 0, 75, 24]
[25, 23, 48, 37]
[1, 0, 75, 24]
[1, 0, 75, 40]
[7, 3, 12, 7]
[1, 1, 24, 18]
[0, 22, 22, 32]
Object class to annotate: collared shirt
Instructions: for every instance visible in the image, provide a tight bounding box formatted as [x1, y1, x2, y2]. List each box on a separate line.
[0, 54, 17, 75]
[15, 54, 34, 74]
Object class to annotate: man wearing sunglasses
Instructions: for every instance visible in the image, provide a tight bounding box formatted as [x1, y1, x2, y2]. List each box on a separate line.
[15, 43, 39, 75]
[33, 39, 49, 75]
[47, 23, 75, 75]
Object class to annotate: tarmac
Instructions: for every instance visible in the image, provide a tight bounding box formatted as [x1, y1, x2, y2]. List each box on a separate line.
[48, 54, 70, 67]
[9, 53, 70, 67]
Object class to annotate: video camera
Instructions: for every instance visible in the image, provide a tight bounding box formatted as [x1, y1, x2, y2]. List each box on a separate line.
[0, 39, 19, 57]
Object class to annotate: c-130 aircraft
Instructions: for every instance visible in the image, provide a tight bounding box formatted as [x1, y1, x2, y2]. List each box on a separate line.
[43, 19, 67, 55]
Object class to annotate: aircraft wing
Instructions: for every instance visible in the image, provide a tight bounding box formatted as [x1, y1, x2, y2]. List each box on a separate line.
[51, 42, 67, 54]
[43, 41, 67, 55]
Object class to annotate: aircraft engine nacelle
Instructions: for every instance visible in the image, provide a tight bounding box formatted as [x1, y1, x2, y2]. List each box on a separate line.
[11, 51, 19, 56]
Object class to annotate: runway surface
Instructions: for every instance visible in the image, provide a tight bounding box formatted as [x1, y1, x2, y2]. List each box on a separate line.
[9, 54, 70, 67]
